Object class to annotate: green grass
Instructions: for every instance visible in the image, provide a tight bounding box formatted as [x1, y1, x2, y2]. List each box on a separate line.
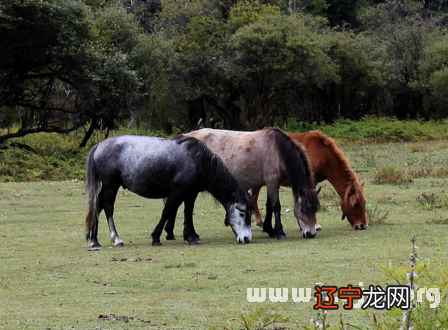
[0, 173, 447, 329]
[1, 121, 448, 329]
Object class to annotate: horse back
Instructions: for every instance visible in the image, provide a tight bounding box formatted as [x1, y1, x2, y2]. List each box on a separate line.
[186, 129, 281, 190]
[93, 135, 198, 198]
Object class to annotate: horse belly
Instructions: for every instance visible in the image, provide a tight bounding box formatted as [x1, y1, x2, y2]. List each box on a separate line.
[120, 160, 181, 199]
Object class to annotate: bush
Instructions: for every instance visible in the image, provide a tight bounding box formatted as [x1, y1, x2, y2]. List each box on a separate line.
[372, 165, 413, 185]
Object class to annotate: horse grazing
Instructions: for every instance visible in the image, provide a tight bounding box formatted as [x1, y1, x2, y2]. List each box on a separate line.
[167, 128, 320, 239]
[85, 135, 254, 247]
[251, 131, 367, 230]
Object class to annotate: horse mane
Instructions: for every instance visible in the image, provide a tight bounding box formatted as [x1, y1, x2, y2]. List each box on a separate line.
[175, 135, 254, 211]
[311, 131, 364, 206]
[266, 128, 320, 211]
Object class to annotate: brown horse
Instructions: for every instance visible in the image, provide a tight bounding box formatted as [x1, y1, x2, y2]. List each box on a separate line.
[164, 128, 321, 239]
[251, 131, 367, 230]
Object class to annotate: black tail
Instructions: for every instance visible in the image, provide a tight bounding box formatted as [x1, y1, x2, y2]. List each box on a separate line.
[85, 144, 101, 242]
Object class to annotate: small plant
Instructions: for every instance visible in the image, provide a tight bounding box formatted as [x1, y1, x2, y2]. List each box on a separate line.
[377, 195, 396, 204]
[365, 153, 377, 168]
[416, 192, 442, 211]
[366, 205, 389, 225]
[344, 236, 448, 330]
[410, 143, 430, 153]
[426, 210, 448, 225]
[373, 165, 413, 185]
[214, 307, 289, 330]
[431, 166, 448, 178]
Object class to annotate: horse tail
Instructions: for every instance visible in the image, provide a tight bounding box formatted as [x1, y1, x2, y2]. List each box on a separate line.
[85, 144, 101, 242]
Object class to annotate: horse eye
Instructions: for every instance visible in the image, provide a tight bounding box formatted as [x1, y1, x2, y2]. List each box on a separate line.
[239, 212, 245, 217]
[354, 203, 359, 208]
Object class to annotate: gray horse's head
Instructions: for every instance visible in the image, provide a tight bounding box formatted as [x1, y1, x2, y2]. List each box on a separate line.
[225, 202, 252, 243]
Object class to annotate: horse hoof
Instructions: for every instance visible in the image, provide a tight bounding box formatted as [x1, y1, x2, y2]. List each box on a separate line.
[114, 242, 125, 247]
[277, 234, 287, 240]
[188, 239, 201, 245]
[152, 241, 162, 246]
[263, 230, 276, 238]
[91, 242, 102, 248]
[166, 235, 176, 240]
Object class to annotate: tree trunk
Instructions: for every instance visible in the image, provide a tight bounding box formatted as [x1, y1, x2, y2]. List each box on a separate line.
[79, 120, 98, 148]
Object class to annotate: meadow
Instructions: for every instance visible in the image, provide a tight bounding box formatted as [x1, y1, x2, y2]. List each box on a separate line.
[0, 121, 447, 329]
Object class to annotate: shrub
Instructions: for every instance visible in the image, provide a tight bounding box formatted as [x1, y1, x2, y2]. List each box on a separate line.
[372, 165, 413, 184]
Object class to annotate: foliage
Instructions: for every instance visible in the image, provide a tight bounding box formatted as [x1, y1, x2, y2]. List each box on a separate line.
[3, 118, 448, 182]
[0, 0, 141, 145]
[4, 0, 448, 135]
[366, 205, 389, 225]
[372, 165, 413, 185]
[364, 237, 448, 330]
[214, 307, 289, 330]
[416, 192, 445, 211]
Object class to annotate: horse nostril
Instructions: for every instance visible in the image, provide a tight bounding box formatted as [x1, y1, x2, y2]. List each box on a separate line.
[303, 231, 316, 239]
[244, 236, 250, 243]
[360, 223, 367, 230]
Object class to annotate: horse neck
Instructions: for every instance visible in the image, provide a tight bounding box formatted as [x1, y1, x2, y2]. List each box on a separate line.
[300, 132, 355, 199]
[198, 150, 237, 209]
[322, 167, 354, 199]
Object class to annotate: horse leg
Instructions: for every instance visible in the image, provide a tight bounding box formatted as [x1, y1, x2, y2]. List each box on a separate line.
[251, 187, 264, 227]
[182, 191, 200, 245]
[101, 184, 124, 247]
[151, 191, 184, 246]
[262, 195, 275, 238]
[267, 186, 287, 240]
[164, 217, 176, 240]
[163, 197, 177, 240]
[88, 190, 105, 248]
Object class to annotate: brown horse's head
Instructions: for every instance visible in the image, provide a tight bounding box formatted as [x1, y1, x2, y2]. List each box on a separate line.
[294, 187, 321, 238]
[341, 182, 367, 230]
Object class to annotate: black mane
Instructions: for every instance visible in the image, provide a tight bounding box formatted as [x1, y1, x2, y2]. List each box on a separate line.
[175, 135, 254, 214]
[266, 128, 320, 211]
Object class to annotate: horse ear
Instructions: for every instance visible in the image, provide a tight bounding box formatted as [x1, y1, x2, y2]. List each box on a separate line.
[341, 213, 346, 220]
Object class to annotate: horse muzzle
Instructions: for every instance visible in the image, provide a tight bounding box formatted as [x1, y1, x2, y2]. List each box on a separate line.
[237, 234, 252, 244]
[302, 230, 316, 238]
[353, 223, 368, 230]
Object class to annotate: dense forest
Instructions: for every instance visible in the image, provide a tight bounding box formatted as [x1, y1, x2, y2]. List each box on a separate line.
[2, 0, 448, 145]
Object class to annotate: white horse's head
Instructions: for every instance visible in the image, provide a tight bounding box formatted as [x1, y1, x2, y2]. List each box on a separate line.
[225, 203, 252, 243]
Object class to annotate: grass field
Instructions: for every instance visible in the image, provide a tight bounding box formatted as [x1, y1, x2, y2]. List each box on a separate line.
[0, 140, 447, 329]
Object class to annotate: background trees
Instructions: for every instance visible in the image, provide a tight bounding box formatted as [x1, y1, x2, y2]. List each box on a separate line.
[2, 0, 448, 142]
[0, 0, 140, 145]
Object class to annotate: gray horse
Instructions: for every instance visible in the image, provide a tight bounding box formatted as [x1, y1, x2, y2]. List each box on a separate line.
[85, 135, 254, 247]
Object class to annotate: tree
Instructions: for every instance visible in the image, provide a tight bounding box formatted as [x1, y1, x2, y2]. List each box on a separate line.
[311, 29, 384, 122]
[359, 0, 437, 119]
[0, 0, 140, 146]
